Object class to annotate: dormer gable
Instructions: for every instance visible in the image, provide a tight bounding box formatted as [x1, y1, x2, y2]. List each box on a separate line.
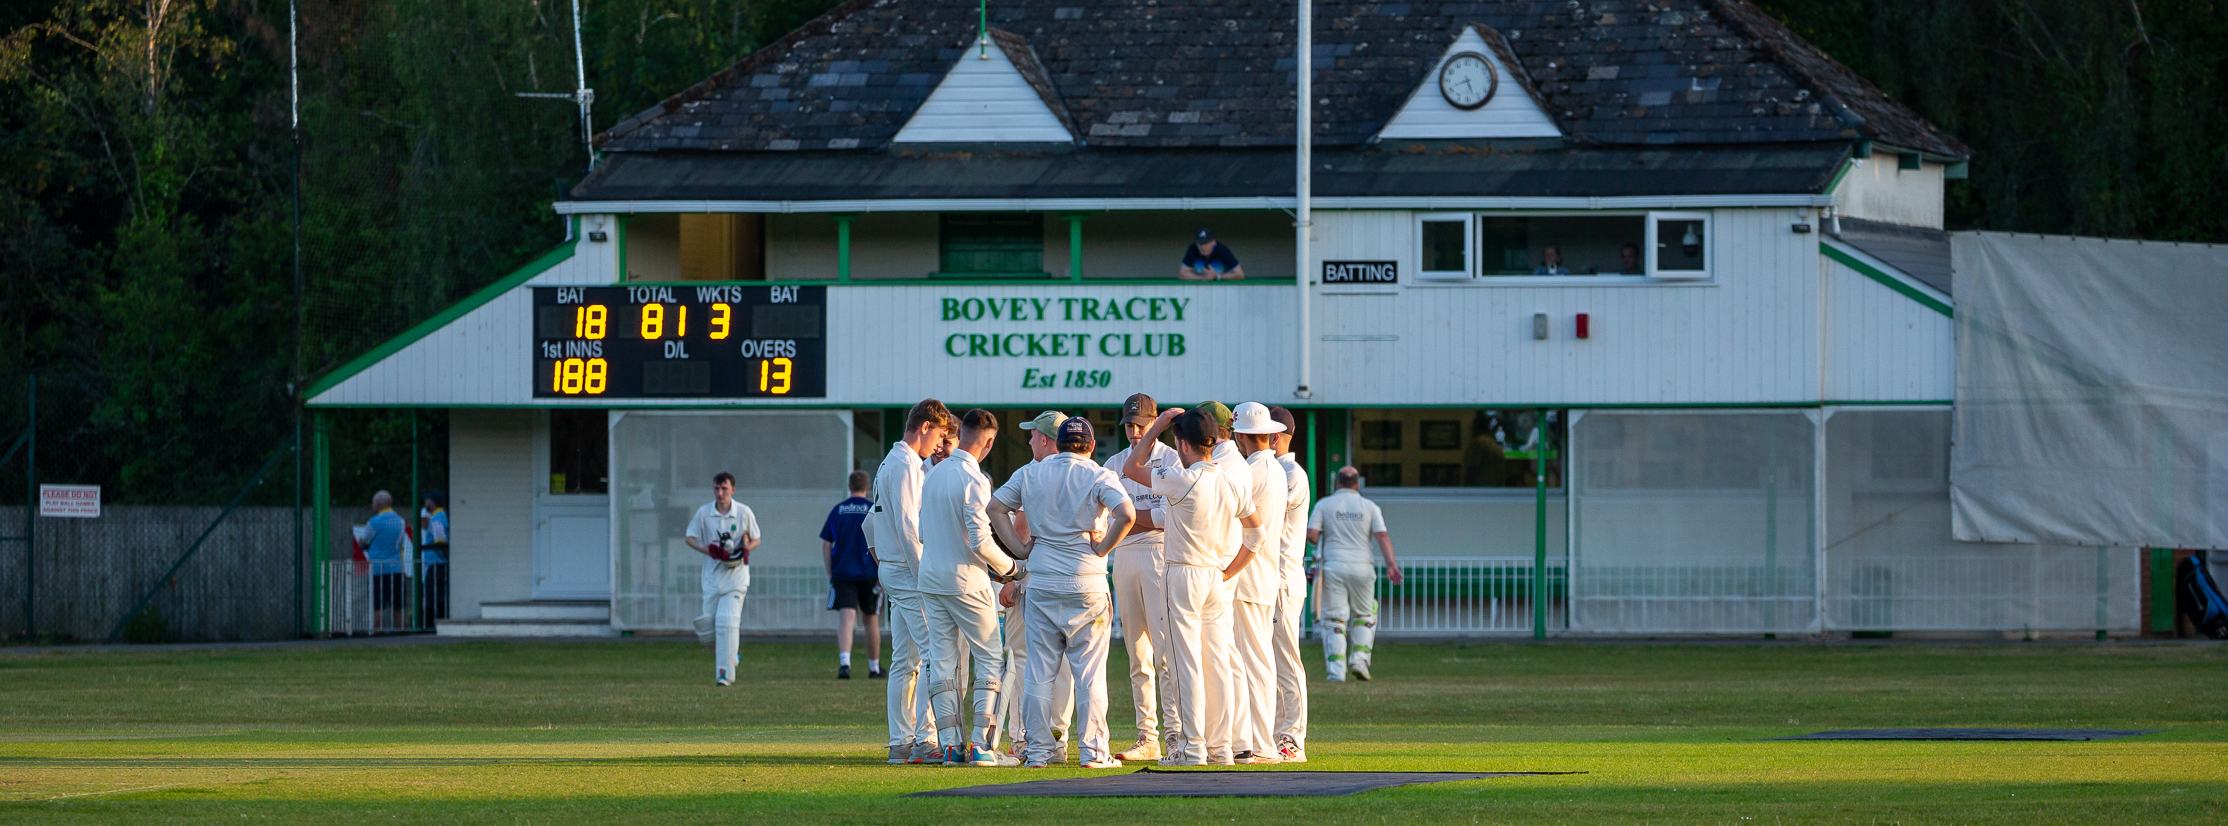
[1375, 25, 1561, 142]
[892, 28, 1075, 145]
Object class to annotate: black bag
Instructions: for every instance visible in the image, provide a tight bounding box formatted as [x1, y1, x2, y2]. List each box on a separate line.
[2175, 551, 2228, 639]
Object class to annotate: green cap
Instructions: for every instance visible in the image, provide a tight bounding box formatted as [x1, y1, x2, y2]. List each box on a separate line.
[1020, 410, 1067, 434]
[1199, 401, 1233, 435]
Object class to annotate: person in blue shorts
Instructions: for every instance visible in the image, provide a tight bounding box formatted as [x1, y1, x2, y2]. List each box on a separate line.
[1178, 229, 1246, 281]
[823, 470, 882, 679]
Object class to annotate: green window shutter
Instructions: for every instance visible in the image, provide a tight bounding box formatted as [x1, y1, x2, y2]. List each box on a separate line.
[940, 213, 1044, 276]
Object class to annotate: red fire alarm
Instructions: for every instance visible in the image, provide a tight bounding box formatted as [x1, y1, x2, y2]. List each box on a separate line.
[1575, 313, 1591, 339]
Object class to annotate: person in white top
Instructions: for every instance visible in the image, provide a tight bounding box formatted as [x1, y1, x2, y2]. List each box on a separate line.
[1307, 467, 1403, 681]
[992, 411, 1076, 765]
[990, 416, 1135, 768]
[1193, 402, 1256, 757]
[1103, 393, 1179, 762]
[1225, 402, 1289, 764]
[1266, 406, 1312, 762]
[868, 399, 956, 764]
[1125, 407, 1265, 766]
[917, 408, 1020, 766]
[684, 471, 762, 687]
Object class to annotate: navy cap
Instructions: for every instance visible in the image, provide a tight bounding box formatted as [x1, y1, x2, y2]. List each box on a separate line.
[1057, 416, 1096, 446]
[1195, 228, 1215, 244]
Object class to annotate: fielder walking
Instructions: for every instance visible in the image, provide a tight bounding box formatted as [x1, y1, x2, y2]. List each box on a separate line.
[686, 472, 762, 686]
[1308, 467, 1402, 681]
[869, 400, 955, 763]
[918, 409, 1019, 766]
[989, 415, 1135, 768]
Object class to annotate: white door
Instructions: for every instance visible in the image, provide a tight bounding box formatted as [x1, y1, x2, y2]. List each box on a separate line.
[535, 497, 610, 599]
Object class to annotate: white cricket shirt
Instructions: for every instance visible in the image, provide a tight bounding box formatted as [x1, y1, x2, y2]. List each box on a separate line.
[1277, 453, 1312, 584]
[1150, 457, 1253, 570]
[1307, 488, 1386, 571]
[686, 500, 761, 555]
[868, 441, 927, 591]
[916, 450, 1012, 595]
[1232, 449, 1286, 604]
[1105, 440, 1176, 554]
[994, 451, 1129, 594]
[1210, 439, 1252, 554]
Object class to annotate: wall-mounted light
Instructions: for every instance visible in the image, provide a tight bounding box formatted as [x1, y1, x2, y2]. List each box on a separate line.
[1680, 225, 1703, 258]
[1532, 313, 1549, 340]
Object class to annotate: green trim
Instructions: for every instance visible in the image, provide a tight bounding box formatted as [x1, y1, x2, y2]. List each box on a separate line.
[1822, 243, 1953, 318]
[834, 214, 854, 282]
[304, 218, 581, 400]
[608, 277, 1298, 288]
[1065, 214, 1086, 282]
[1821, 155, 1857, 195]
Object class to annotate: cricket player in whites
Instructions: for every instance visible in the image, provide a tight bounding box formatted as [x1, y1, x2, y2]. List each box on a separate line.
[686, 471, 762, 686]
[1126, 407, 1264, 766]
[991, 416, 1135, 768]
[1227, 402, 1287, 763]
[870, 399, 955, 764]
[1104, 393, 1179, 761]
[1309, 467, 1402, 681]
[993, 412, 1075, 764]
[918, 408, 1019, 766]
[1267, 406, 1312, 761]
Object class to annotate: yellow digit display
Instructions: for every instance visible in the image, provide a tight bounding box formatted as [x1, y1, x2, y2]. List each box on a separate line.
[560, 358, 585, 394]
[549, 357, 610, 395]
[759, 357, 794, 394]
[573, 305, 609, 339]
[709, 303, 730, 340]
[677, 305, 688, 338]
[584, 358, 607, 394]
[640, 303, 663, 339]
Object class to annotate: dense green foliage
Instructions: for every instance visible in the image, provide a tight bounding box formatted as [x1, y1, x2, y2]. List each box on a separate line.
[1, 641, 2223, 822]
[1, 0, 2222, 503]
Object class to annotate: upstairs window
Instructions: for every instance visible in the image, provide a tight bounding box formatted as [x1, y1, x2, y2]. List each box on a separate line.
[1645, 211, 1710, 280]
[939, 212, 1044, 277]
[1478, 215, 1646, 277]
[1410, 212, 1712, 282]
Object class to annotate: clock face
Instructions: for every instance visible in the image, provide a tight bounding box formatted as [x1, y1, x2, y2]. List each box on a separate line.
[1438, 52, 1498, 110]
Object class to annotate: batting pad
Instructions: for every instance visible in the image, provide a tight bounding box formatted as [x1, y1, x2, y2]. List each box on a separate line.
[1773, 728, 2158, 741]
[907, 768, 1580, 798]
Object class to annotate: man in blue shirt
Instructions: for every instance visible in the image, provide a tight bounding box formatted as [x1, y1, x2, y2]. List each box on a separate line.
[1178, 229, 1246, 281]
[822, 470, 882, 679]
[364, 491, 408, 630]
[418, 491, 450, 622]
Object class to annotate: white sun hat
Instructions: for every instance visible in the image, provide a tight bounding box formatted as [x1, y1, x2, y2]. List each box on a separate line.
[1230, 401, 1286, 435]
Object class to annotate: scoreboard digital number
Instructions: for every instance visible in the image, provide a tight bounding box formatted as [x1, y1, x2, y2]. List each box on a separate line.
[532, 285, 826, 398]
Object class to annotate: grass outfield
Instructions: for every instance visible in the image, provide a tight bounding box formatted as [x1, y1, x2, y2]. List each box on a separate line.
[2, 639, 2224, 823]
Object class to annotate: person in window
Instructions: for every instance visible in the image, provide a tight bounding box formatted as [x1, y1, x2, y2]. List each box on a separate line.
[1619, 242, 1643, 275]
[1179, 229, 1245, 281]
[1531, 245, 1571, 276]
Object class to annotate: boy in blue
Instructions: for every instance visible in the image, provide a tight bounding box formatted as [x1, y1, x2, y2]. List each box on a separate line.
[822, 470, 882, 679]
[1178, 229, 1246, 281]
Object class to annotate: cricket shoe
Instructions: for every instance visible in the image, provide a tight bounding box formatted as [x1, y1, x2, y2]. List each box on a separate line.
[1081, 758, 1123, 769]
[995, 750, 1023, 767]
[939, 745, 966, 766]
[1351, 663, 1372, 681]
[1237, 750, 1282, 765]
[1023, 759, 1049, 769]
[1115, 738, 1162, 762]
[1325, 672, 1346, 682]
[887, 742, 913, 764]
[964, 744, 1000, 767]
[868, 668, 885, 679]
[1277, 736, 1307, 764]
[837, 665, 851, 679]
[909, 741, 943, 764]
[715, 667, 734, 687]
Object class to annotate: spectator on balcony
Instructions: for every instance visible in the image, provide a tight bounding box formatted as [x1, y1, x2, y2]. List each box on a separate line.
[1178, 229, 1245, 281]
[1532, 244, 1572, 276]
[1620, 242, 1643, 275]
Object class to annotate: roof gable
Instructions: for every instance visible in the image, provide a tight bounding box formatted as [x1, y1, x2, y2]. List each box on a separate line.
[594, 0, 1964, 159]
[1376, 25, 1560, 142]
[894, 29, 1075, 144]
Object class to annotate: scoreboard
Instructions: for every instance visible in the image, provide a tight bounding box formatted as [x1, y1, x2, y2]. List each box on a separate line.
[531, 285, 827, 399]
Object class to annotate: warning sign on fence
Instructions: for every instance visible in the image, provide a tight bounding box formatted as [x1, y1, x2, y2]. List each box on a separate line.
[38, 484, 100, 518]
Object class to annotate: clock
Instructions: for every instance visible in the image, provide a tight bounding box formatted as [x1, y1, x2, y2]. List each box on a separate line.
[1437, 51, 1498, 110]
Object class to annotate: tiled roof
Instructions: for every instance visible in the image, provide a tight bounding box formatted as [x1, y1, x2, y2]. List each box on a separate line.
[596, 0, 1964, 158]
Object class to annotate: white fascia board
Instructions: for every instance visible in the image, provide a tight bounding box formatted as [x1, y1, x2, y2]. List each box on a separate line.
[555, 193, 1834, 215]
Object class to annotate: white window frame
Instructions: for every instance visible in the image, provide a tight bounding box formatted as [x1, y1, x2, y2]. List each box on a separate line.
[1645, 210, 1712, 282]
[1413, 212, 1475, 281]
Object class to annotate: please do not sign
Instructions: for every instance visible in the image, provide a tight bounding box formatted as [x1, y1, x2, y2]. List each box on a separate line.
[38, 484, 100, 518]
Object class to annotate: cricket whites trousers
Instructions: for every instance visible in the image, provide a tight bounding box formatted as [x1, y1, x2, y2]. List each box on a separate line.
[999, 586, 1072, 755]
[1273, 575, 1309, 748]
[1022, 590, 1113, 765]
[695, 560, 749, 683]
[1231, 597, 1278, 758]
[883, 587, 937, 749]
[924, 588, 1005, 750]
[1163, 564, 1236, 765]
[1319, 564, 1378, 678]
[1110, 541, 1179, 748]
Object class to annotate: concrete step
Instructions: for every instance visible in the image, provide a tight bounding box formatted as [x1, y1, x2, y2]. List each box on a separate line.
[435, 617, 617, 638]
[479, 600, 610, 621]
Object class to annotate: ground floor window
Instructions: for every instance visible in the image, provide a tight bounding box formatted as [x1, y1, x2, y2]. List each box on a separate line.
[1348, 408, 1563, 489]
[548, 408, 608, 494]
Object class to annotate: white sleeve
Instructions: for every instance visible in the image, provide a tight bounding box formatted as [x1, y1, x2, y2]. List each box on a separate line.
[894, 464, 925, 562]
[993, 468, 1025, 511]
[1369, 503, 1387, 534]
[962, 475, 1009, 574]
[684, 507, 705, 541]
[744, 507, 763, 540]
[1306, 501, 1324, 531]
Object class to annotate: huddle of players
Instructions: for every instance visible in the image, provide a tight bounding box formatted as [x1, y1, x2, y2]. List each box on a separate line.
[865, 395, 1314, 768]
